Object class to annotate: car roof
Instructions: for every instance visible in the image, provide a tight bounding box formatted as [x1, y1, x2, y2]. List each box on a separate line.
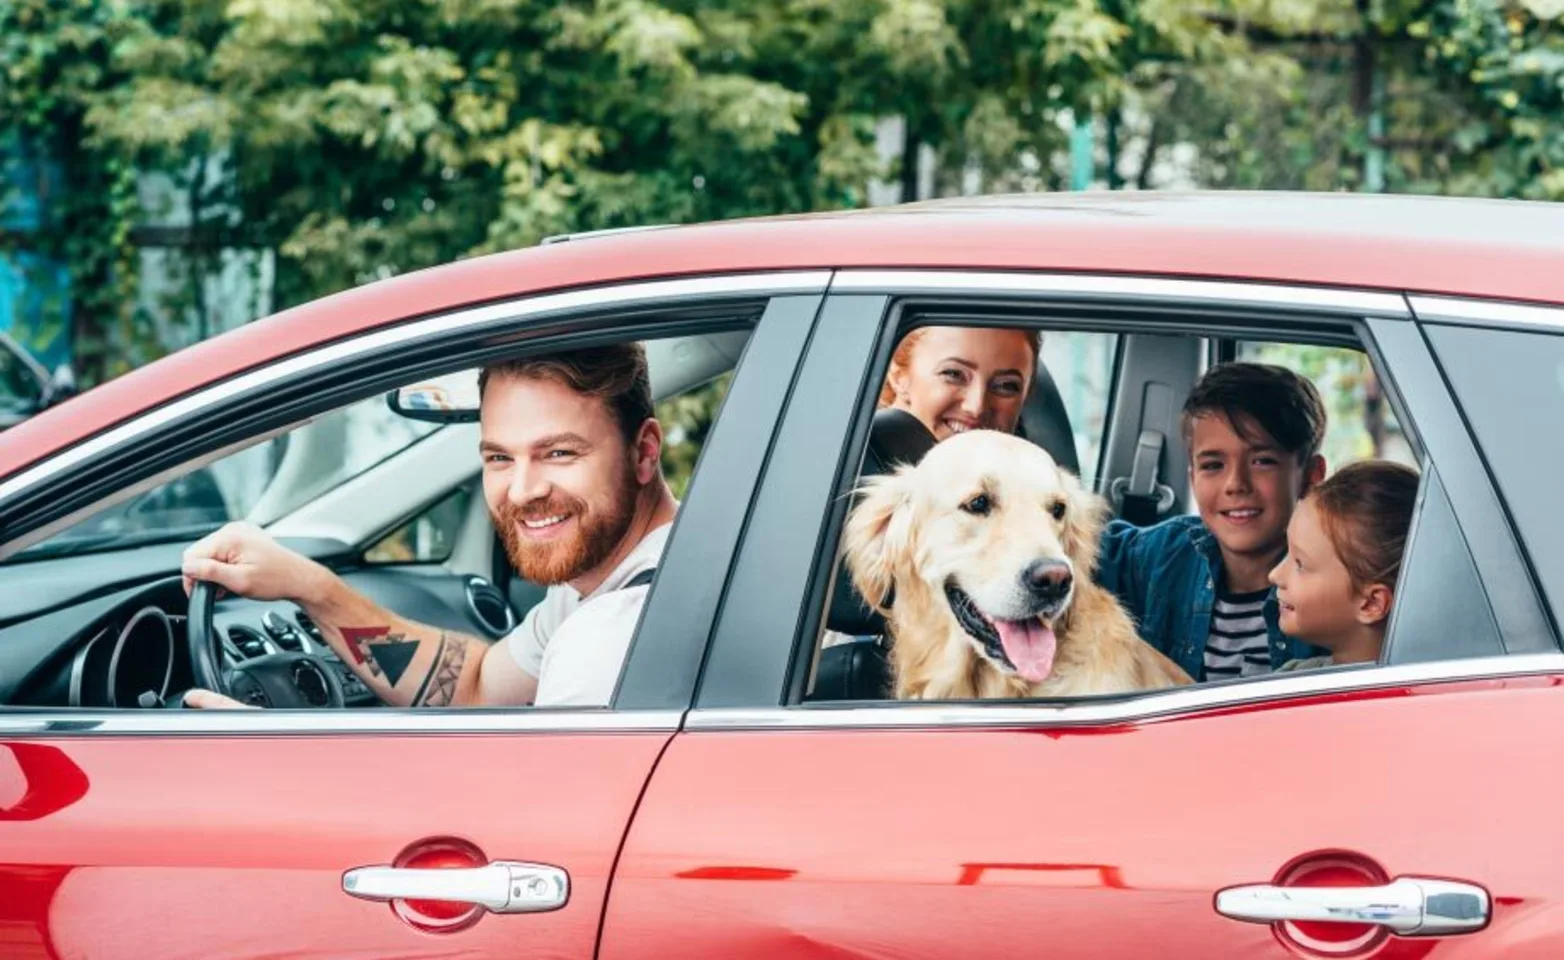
[4, 190, 1562, 483]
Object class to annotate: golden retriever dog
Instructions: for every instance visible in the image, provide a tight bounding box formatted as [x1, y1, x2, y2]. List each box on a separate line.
[844, 430, 1191, 699]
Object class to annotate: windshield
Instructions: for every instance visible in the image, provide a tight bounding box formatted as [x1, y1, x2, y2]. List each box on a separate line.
[11, 394, 440, 562]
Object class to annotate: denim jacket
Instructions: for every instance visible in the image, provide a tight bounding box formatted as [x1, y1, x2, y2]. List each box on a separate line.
[1095, 515, 1320, 682]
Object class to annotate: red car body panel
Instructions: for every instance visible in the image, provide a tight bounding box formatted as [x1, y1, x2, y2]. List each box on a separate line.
[5, 192, 1564, 482]
[0, 732, 669, 959]
[4, 192, 1562, 958]
[602, 676, 1564, 959]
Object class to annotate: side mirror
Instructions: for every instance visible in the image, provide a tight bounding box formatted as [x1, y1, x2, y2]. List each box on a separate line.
[386, 369, 480, 424]
[45, 363, 77, 405]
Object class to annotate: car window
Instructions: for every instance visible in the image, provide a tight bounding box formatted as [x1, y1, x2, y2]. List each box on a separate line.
[1425, 323, 1564, 615]
[805, 318, 1483, 704]
[0, 336, 41, 413]
[1236, 341, 1416, 469]
[1041, 331, 1118, 486]
[365, 486, 474, 565]
[11, 396, 440, 561]
[12, 316, 765, 712]
[657, 371, 733, 499]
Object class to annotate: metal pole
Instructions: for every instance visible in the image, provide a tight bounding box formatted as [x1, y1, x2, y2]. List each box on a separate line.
[1070, 114, 1094, 191]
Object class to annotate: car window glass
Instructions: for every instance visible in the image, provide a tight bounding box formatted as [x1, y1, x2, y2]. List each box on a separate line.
[1040, 331, 1118, 485]
[657, 371, 732, 499]
[1237, 342, 1416, 469]
[1426, 323, 1564, 614]
[0, 338, 40, 412]
[1381, 463, 1504, 663]
[365, 486, 474, 565]
[19, 325, 755, 712]
[12, 397, 439, 561]
[809, 322, 1472, 706]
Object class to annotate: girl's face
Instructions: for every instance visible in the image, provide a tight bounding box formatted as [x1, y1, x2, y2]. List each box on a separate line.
[1268, 498, 1389, 650]
[887, 327, 1034, 441]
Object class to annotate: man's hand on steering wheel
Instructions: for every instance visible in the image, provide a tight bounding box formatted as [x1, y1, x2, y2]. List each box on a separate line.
[179, 688, 255, 709]
[181, 521, 332, 604]
[179, 522, 346, 711]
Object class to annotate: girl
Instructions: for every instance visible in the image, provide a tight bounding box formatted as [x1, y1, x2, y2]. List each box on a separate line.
[1269, 460, 1420, 670]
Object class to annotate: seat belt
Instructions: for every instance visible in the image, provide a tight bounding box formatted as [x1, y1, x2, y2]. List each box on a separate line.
[1112, 430, 1174, 526]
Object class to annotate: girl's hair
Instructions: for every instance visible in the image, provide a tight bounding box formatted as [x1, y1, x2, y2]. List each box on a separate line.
[877, 326, 1043, 408]
[1310, 460, 1421, 589]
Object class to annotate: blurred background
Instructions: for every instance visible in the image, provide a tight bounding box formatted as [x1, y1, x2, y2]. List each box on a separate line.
[2, 0, 1559, 492]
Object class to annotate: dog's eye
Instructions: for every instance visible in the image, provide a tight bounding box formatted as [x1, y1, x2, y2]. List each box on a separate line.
[1048, 500, 1067, 521]
[961, 493, 991, 516]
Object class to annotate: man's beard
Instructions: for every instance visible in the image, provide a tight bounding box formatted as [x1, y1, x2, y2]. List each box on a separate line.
[492, 472, 640, 586]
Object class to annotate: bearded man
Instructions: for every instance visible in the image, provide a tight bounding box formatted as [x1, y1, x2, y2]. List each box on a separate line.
[179, 343, 677, 708]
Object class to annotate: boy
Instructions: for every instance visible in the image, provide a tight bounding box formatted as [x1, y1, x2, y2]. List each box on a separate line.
[1097, 362, 1327, 682]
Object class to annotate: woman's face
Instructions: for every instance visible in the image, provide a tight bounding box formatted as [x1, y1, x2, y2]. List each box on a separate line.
[888, 327, 1034, 441]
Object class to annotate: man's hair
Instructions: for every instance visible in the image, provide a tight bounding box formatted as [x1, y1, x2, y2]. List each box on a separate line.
[1181, 361, 1327, 463]
[478, 342, 654, 445]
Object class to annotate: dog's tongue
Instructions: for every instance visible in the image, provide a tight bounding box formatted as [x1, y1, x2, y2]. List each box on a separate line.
[994, 618, 1058, 683]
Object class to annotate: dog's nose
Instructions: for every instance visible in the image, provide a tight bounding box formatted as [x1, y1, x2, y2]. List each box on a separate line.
[1022, 559, 1073, 602]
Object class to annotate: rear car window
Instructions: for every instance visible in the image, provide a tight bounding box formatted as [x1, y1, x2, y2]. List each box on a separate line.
[1426, 323, 1563, 616]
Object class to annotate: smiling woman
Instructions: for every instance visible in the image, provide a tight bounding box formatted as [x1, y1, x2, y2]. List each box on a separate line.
[878, 325, 1041, 440]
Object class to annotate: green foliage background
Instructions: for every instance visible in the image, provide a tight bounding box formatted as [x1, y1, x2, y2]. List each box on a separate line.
[2, 0, 1561, 490]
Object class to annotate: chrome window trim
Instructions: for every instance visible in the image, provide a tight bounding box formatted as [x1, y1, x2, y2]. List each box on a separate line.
[831, 270, 1410, 317]
[0, 708, 682, 737]
[0, 271, 832, 510]
[688, 652, 1564, 731]
[1408, 295, 1564, 332]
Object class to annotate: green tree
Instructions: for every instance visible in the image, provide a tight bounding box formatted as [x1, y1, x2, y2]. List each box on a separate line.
[4, 0, 1561, 391]
[0, 0, 143, 381]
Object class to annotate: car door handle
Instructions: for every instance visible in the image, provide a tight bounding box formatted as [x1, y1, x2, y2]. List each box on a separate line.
[342, 861, 569, 914]
[1216, 876, 1489, 936]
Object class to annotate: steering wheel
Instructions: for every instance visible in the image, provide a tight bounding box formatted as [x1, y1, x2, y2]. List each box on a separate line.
[186, 580, 345, 708]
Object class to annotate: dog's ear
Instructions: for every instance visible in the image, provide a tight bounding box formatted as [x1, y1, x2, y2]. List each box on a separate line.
[1060, 470, 1110, 578]
[842, 468, 916, 615]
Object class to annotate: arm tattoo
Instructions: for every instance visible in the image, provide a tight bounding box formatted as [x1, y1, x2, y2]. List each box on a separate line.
[411, 634, 468, 707]
[339, 625, 420, 686]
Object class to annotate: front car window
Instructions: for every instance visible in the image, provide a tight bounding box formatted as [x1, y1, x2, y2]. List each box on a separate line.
[11, 396, 439, 561]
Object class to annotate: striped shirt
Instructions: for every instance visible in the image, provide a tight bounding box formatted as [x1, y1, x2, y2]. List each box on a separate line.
[1204, 587, 1272, 680]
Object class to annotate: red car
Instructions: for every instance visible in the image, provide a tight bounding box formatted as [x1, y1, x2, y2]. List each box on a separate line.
[1, 192, 1561, 959]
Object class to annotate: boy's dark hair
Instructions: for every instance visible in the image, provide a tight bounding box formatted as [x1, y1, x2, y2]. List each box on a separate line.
[1181, 362, 1327, 463]
[478, 343, 653, 445]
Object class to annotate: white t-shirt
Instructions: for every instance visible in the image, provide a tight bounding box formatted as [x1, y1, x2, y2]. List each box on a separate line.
[505, 522, 671, 707]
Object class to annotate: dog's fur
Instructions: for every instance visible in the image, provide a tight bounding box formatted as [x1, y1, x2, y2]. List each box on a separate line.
[844, 430, 1191, 699]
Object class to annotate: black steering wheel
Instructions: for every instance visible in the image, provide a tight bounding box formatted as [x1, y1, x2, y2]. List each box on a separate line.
[186, 580, 345, 708]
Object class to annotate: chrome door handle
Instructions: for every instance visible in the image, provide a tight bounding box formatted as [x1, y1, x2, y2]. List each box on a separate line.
[1216, 877, 1488, 936]
[342, 861, 568, 914]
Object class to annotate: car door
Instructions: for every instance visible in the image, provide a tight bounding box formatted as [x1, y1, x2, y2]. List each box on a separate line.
[598, 275, 1564, 959]
[0, 281, 826, 959]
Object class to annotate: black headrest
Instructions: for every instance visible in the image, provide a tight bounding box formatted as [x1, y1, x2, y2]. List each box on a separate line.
[826, 407, 936, 636]
[808, 639, 890, 701]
